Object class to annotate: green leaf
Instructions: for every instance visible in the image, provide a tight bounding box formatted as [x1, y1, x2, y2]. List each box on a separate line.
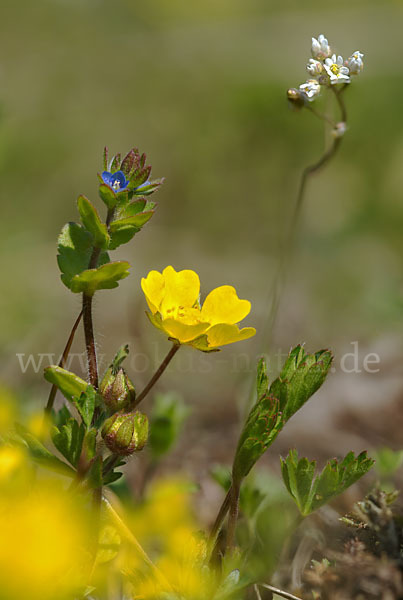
[133, 179, 163, 196]
[256, 357, 269, 399]
[107, 212, 154, 250]
[51, 418, 85, 467]
[77, 195, 110, 249]
[110, 211, 154, 230]
[108, 226, 138, 250]
[99, 183, 117, 209]
[82, 429, 98, 461]
[232, 346, 333, 482]
[87, 456, 103, 489]
[15, 423, 75, 477]
[44, 366, 88, 403]
[73, 387, 96, 429]
[281, 449, 375, 516]
[51, 404, 72, 428]
[120, 199, 146, 217]
[57, 222, 109, 289]
[69, 261, 131, 295]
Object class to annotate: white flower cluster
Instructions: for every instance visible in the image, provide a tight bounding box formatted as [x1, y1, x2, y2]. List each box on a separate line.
[294, 34, 364, 103]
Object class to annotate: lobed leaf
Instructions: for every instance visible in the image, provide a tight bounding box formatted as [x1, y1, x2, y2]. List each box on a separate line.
[232, 346, 333, 482]
[281, 449, 375, 516]
[51, 418, 85, 467]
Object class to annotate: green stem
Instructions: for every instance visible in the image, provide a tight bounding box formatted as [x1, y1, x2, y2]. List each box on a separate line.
[208, 486, 232, 559]
[226, 481, 240, 550]
[133, 342, 180, 408]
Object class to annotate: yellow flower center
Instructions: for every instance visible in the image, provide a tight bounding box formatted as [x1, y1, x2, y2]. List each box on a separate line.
[330, 64, 340, 75]
[112, 179, 121, 190]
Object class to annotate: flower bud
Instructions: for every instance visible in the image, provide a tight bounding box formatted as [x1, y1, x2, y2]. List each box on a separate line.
[286, 88, 305, 110]
[102, 411, 148, 455]
[100, 367, 136, 412]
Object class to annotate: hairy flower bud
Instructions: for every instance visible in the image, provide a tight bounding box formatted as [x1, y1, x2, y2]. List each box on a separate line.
[100, 367, 136, 411]
[102, 411, 148, 455]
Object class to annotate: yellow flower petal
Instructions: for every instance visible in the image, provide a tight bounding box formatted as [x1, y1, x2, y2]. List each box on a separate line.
[160, 266, 200, 316]
[162, 318, 210, 343]
[205, 323, 256, 348]
[141, 270, 165, 314]
[201, 286, 251, 325]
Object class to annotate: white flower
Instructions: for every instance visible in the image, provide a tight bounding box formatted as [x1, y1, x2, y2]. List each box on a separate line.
[307, 59, 323, 77]
[311, 34, 331, 59]
[324, 54, 350, 84]
[332, 122, 348, 138]
[299, 79, 321, 102]
[346, 50, 364, 75]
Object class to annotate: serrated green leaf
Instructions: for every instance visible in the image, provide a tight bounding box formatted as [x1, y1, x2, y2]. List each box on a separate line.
[57, 222, 110, 289]
[77, 195, 110, 249]
[281, 449, 375, 516]
[51, 419, 85, 467]
[44, 366, 88, 403]
[99, 183, 117, 209]
[15, 423, 75, 477]
[232, 346, 333, 482]
[73, 387, 96, 429]
[69, 261, 131, 295]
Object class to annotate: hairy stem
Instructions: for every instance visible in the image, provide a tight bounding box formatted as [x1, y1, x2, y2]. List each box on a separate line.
[83, 292, 98, 388]
[45, 309, 83, 415]
[82, 208, 116, 390]
[133, 342, 180, 407]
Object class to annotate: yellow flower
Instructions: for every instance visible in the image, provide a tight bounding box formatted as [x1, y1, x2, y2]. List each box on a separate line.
[141, 266, 256, 351]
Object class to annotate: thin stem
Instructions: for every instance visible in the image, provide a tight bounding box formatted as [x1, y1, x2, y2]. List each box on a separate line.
[133, 342, 180, 407]
[208, 487, 232, 556]
[226, 481, 240, 550]
[260, 85, 347, 352]
[306, 105, 336, 127]
[45, 309, 83, 415]
[81, 207, 115, 391]
[258, 583, 303, 600]
[83, 293, 98, 388]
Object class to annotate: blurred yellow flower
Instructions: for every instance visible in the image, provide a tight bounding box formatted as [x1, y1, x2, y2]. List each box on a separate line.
[0, 476, 91, 600]
[141, 266, 256, 350]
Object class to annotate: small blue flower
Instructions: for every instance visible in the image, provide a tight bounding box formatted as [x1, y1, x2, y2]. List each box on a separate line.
[102, 170, 130, 193]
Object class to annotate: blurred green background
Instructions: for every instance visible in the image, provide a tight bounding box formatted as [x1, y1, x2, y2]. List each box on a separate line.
[1, 0, 403, 465]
